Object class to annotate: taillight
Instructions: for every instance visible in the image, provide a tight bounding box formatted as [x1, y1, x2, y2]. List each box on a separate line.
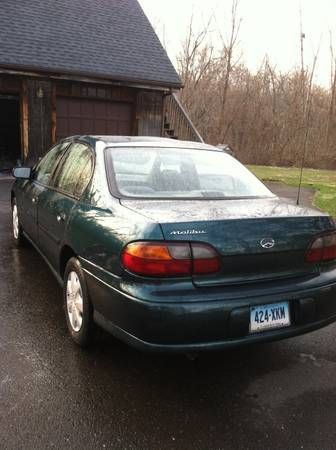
[191, 243, 221, 274]
[305, 232, 336, 263]
[121, 241, 220, 277]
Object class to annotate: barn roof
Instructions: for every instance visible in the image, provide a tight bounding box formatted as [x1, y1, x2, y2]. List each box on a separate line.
[0, 0, 182, 88]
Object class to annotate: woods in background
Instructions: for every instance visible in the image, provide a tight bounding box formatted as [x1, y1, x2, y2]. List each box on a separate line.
[176, 3, 336, 169]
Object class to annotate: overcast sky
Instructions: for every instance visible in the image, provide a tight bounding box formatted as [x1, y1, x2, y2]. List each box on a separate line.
[138, 0, 336, 88]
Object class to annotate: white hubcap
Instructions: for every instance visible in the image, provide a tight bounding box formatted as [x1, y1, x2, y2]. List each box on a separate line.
[66, 271, 84, 332]
[12, 205, 19, 239]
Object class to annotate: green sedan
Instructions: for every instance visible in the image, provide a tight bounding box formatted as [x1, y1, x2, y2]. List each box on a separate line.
[11, 136, 336, 352]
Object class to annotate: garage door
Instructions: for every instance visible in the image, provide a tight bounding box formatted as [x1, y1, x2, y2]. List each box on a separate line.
[56, 97, 133, 140]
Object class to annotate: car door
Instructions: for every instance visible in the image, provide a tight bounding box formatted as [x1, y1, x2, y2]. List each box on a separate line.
[19, 142, 69, 243]
[37, 142, 94, 270]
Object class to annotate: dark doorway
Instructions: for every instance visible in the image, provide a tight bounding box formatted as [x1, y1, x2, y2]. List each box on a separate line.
[0, 95, 21, 169]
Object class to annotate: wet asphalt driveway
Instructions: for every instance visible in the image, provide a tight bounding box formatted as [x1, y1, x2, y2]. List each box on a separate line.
[1, 178, 336, 449]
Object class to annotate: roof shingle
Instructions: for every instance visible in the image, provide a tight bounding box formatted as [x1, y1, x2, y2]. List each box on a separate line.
[0, 0, 182, 88]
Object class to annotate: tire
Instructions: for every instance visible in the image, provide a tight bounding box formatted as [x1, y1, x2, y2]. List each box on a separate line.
[63, 257, 94, 347]
[11, 198, 25, 246]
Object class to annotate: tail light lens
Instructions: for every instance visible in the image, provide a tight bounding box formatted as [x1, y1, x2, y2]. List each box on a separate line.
[305, 232, 336, 263]
[121, 241, 220, 277]
[191, 243, 221, 274]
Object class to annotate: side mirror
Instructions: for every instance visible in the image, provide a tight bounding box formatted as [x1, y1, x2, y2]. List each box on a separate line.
[12, 167, 32, 179]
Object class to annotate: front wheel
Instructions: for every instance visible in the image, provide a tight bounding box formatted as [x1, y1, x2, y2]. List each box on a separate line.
[64, 257, 94, 347]
[12, 198, 25, 246]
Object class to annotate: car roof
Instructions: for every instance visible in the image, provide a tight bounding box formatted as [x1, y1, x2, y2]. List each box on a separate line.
[60, 135, 221, 152]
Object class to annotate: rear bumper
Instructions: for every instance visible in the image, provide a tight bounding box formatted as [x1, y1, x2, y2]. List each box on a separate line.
[84, 266, 336, 352]
[94, 311, 336, 353]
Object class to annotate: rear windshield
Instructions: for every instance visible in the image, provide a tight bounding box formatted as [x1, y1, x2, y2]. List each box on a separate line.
[106, 147, 274, 199]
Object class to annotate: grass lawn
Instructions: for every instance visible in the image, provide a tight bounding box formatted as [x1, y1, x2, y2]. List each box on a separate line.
[248, 165, 336, 217]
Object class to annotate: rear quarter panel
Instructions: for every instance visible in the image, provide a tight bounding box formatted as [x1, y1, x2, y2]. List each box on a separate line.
[66, 200, 163, 279]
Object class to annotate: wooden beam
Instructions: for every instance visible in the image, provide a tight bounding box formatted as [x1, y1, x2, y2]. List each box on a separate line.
[20, 80, 29, 161]
[51, 83, 56, 144]
[0, 67, 178, 91]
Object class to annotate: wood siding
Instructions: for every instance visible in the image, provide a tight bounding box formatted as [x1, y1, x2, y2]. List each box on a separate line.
[136, 91, 164, 136]
[27, 80, 52, 164]
[0, 74, 168, 165]
[0, 76, 20, 94]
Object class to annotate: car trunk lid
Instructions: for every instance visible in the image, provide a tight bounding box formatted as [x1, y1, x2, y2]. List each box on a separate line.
[121, 197, 335, 285]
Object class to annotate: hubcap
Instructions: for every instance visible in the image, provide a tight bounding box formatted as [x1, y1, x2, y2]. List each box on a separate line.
[66, 271, 84, 332]
[12, 205, 19, 239]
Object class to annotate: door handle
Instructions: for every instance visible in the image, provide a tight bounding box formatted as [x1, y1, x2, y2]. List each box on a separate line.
[56, 212, 66, 223]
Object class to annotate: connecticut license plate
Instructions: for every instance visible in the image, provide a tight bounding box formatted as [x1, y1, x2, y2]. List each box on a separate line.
[250, 302, 290, 333]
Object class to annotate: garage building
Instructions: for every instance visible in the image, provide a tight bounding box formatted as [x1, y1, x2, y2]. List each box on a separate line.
[0, 0, 201, 168]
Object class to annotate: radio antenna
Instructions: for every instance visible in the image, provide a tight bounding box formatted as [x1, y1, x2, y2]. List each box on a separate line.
[296, 9, 320, 206]
[297, 10, 306, 205]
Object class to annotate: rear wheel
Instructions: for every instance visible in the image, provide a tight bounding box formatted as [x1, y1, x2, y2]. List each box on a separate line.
[12, 198, 25, 246]
[63, 257, 94, 347]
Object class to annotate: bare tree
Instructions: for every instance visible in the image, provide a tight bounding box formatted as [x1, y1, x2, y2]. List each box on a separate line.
[176, 3, 336, 169]
[177, 14, 214, 107]
[325, 32, 336, 153]
[217, 0, 241, 142]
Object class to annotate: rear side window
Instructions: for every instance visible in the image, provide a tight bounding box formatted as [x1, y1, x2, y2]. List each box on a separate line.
[53, 143, 93, 197]
[33, 142, 69, 185]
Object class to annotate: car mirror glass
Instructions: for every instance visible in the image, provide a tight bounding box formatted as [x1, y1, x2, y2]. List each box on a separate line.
[12, 167, 31, 179]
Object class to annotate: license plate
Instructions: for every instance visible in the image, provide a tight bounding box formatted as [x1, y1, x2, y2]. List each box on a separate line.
[250, 302, 290, 333]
